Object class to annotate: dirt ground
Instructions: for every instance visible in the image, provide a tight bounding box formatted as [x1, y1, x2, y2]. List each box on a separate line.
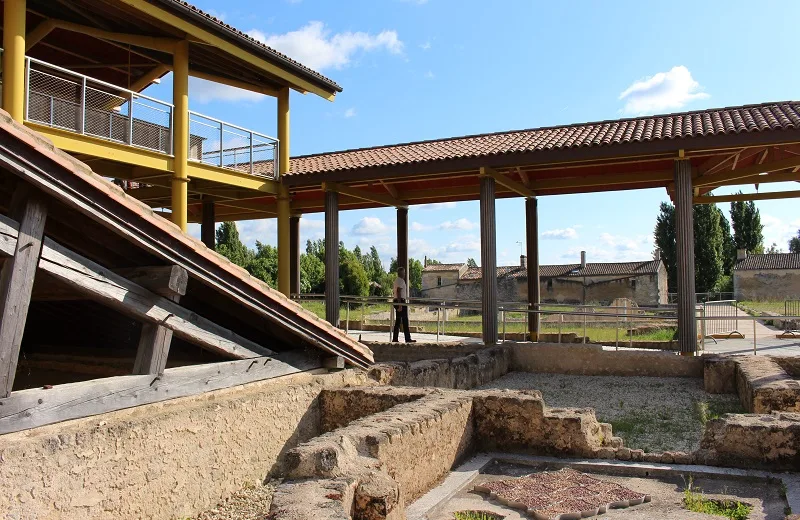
[429, 460, 788, 520]
[478, 372, 743, 453]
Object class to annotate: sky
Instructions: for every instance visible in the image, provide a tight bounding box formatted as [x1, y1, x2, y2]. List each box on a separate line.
[143, 0, 800, 268]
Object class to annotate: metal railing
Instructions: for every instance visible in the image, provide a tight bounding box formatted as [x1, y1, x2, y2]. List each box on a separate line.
[701, 300, 741, 338]
[188, 111, 278, 178]
[9, 51, 279, 179]
[24, 56, 174, 154]
[292, 294, 800, 355]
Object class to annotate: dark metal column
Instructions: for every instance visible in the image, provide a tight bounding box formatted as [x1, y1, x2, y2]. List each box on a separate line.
[526, 197, 540, 340]
[397, 207, 409, 287]
[674, 159, 697, 354]
[324, 190, 340, 326]
[290, 215, 301, 296]
[480, 175, 498, 344]
[201, 199, 215, 249]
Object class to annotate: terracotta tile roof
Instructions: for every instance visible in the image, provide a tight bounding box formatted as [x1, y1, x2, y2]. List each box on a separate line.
[734, 253, 800, 270]
[284, 101, 800, 177]
[0, 109, 371, 367]
[422, 263, 466, 272]
[460, 261, 661, 281]
[157, 0, 342, 93]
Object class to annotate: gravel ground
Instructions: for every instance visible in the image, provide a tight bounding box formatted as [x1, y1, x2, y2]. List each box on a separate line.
[192, 480, 279, 520]
[479, 372, 743, 453]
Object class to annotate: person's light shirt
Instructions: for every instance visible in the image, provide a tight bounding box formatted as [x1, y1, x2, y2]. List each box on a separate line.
[393, 277, 407, 300]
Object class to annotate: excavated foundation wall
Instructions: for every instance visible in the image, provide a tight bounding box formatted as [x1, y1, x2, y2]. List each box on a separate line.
[0, 369, 373, 520]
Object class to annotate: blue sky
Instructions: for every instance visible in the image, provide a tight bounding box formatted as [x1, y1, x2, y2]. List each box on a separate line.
[145, 0, 800, 267]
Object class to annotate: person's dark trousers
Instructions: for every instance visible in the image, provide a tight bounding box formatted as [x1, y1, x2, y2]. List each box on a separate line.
[392, 305, 412, 342]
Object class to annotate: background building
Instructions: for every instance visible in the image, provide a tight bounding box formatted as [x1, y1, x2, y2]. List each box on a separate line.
[422, 252, 668, 306]
[733, 251, 800, 301]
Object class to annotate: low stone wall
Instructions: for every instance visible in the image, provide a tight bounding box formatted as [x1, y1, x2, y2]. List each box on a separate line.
[370, 346, 512, 389]
[734, 356, 800, 413]
[512, 342, 703, 378]
[698, 412, 800, 471]
[365, 342, 487, 362]
[0, 369, 373, 520]
[704, 355, 738, 394]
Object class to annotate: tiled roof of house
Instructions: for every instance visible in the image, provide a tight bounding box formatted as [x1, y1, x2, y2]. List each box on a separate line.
[460, 261, 661, 281]
[159, 0, 342, 93]
[734, 253, 800, 270]
[422, 263, 466, 272]
[283, 101, 800, 176]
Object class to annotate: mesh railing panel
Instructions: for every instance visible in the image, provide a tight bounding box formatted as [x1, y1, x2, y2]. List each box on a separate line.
[189, 111, 278, 178]
[26, 59, 172, 154]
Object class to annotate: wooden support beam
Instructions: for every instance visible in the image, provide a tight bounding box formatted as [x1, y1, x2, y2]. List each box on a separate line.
[322, 181, 408, 208]
[322, 356, 345, 369]
[118, 266, 188, 376]
[49, 20, 179, 53]
[0, 214, 273, 360]
[528, 170, 673, 191]
[0, 187, 47, 397]
[694, 190, 800, 204]
[0, 351, 321, 434]
[480, 166, 536, 197]
[694, 156, 800, 187]
[379, 180, 399, 198]
[190, 70, 280, 98]
[25, 20, 57, 52]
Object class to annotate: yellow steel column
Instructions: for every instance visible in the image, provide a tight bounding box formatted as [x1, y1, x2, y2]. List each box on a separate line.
[3, 0, 27, 121]
[171, 40, 189, 232]
[277, 87, 291, 296]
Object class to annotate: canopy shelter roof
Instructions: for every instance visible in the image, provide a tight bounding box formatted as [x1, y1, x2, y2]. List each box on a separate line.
[0, 109, 372, 368]
[175, 101, 800, 222]
[3, 0, 341, 100]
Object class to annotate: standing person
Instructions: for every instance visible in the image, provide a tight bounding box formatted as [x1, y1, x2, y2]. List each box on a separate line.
[392, 267, 415, 343]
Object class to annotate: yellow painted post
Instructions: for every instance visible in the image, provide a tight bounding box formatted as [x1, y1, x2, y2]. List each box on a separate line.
[277, 87, 291, 296]
[3, 0, 27, 121]
[171, 40, 189, 232]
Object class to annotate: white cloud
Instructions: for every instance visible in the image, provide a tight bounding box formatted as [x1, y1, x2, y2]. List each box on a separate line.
[351, 216, 389, 235]
[761, 214, 800, 250]
[344, 107, 357, 118]
[411, 221, 433, 232]
[418, 202, 457, 211]
[439, 218, 476, 231]
[238, 219, 277, 248]
[189, 77, 264, 104]
[619, 66, 709, 115]
[248, 22, 403, 72]
[424, 70, 435, 79]
[420, 41, 431, 50]
[541, 227, 578, 240]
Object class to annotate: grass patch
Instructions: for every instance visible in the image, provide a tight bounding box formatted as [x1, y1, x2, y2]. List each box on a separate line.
[693, 398, 745, 425]
[453, 512, 504, 520]
[738, 300, 790, 316]
[683, 480, 752, 520]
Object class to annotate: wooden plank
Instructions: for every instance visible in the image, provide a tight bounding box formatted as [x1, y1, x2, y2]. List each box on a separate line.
[322, 181, 408, 208]
[0, 187, 47, 397]
[0, 352, 321, 434]
[694, 155, 800, 187]
[126, 266, 187, 376]
[114, 265, 189, 297]
[0, 215, 274, 360]
[322, 356, 345, 369]
[480, 166, 536, 197]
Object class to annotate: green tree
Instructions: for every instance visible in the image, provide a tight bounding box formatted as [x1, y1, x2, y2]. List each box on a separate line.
[215, 222, 252, 267]
[466, 258, 478, 269]
[339, 256, 369, 296]
[789, 229, 800, 253]
[693, 204, 724, 293]
[299, 253, 325, 294]
[730, 197, 764, 254]
[248, 242, 278, 288]
[306, 238, 325, 262]
[653, 202, 677, 292]
[717, 207, 736, 275]
[765, 243, 782, 254]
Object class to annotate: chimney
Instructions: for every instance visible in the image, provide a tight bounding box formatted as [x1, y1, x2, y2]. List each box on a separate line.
[580, 250, 587, 269]
[654, 248, 661, 262]
[737, 249, 748, 261]
[520, 255, 527, 268]
[424, 255, 428, 267]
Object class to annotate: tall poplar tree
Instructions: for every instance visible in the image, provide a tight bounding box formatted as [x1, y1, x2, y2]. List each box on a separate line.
[730, 197, 764, 254]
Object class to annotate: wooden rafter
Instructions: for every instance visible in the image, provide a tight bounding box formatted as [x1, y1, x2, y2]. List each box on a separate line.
[322, 181, 408, 208]
[480, 166, 536, 197]
[694, 155, 800, 187]
[694, 190, 800, 204]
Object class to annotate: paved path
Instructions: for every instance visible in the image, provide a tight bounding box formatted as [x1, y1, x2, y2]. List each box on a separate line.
[701, 308, 800, 357]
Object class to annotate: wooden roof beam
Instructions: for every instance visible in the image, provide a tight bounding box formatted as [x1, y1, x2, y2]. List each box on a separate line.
[479, 166, 536, 198]
[529, 170, 673, 191]
[47, 19, 179, 53]
[694, 190, 800, 204]
[322, 181, 408, 208]
[694, 155, 800, 187]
